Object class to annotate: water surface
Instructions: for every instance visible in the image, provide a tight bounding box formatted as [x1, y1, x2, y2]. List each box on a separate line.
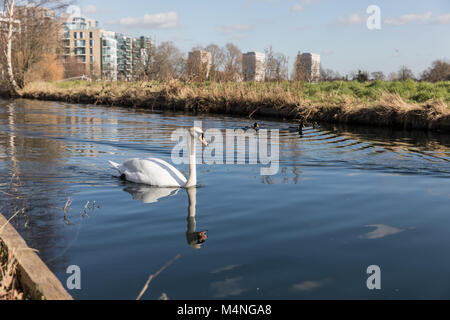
[0, 98, 449, 299]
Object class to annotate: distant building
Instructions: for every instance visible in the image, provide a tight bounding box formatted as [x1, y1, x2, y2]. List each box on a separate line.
[0, 11, 21, 33]
[242, 52, 265, 82]
[187, 50, 212, 80]
[61, 15, 102, 78]
[101, 31, 118, 81]
[60, 13, 152, 81]
[15, 5, 57, 20]
[295, 53, 320, 82]
[115, 34, 133, 81]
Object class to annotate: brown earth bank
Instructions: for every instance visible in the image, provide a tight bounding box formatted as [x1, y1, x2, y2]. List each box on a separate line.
[3, 80, 450, 133]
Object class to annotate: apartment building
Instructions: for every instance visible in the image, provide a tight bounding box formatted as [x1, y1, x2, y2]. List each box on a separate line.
[242, 52, 266, 82]
[60, 13, 153, 81]
[15, 5, 57, 20]
[115, 34, 133, 81]
[295, 53, 321, 82]
[0, 11, 21, 33]
[187, 50, 212, 80]
[61, 15, 102, 78]
[101, 31, 118, 81]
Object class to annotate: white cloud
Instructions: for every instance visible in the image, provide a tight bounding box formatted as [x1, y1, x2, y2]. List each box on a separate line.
[384, 11, 432, 25]
[336, 12, 365, 25]
[81, 5, 97, 14]
[291, 0, 320, 13]
[434, 13, 450, 24]
[108, 11, 178, 29]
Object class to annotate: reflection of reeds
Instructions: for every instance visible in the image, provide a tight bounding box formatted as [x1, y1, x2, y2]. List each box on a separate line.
[19, 80, 450, 132]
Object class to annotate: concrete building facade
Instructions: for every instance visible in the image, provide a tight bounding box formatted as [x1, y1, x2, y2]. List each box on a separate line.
[61, 15, 102, 78]
[101, 31, 118, 81]
[115, 34, 133, 81]
[187, 50, 212, 80]
[242, 51, 266, 82]
[295, 53, 321, 82]
[61, 14, 152, 81]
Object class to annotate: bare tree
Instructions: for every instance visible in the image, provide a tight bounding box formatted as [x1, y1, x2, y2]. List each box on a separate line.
[1, 0, 19, 93]
[205, 43, 225, 82]
[397, 66, 415, 81]
[265, 45, 289, 82]
[132, 42, 155, 81]
[186, 49, 211, 82]
[223, 43, 242, 81]
[421, 60, 450, 82]
[349, 70, 369, 82]
[388, 72, 398, 81]
[371, 71, 385, 80]
[1, 0, 71, 93]
[63, 55, 87, 78]
[320, 68, 343, 81]
[147, 41, 186, 80]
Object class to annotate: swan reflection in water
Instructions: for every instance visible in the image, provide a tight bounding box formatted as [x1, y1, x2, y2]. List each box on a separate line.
[122, 184, 208, 249]
[185, 187, 208, 249]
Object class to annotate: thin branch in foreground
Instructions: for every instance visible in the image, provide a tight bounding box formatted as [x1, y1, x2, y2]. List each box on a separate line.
[136, 254, 181, 300]
[0, 209, 21, 235]
[62, 197, 72, 225]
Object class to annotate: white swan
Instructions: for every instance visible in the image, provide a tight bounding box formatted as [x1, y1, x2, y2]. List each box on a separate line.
[109, 127, 207, 187]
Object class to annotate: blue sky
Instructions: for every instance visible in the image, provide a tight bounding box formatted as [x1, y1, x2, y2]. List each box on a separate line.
[75, 0, 450, 76]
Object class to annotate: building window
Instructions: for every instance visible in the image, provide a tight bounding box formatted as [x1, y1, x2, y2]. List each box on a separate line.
[90, 32, 93, 38]
[90, 56, 94, 62]
[89, 40, 93, 46]
[73, 32, 77, 39]
[90, 48, 93, 54]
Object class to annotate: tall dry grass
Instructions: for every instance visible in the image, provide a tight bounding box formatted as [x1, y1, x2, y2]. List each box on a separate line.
[0, 245, 23, 300]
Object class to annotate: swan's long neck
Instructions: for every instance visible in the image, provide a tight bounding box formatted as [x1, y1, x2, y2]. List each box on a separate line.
[185, 134, 197, 187]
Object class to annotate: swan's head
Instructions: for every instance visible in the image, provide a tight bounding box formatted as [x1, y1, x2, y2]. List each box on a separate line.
[187, 230, 208, 249]
[189, 127, 208, 146]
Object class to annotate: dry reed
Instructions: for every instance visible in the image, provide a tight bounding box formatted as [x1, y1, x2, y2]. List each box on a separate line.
[17, 80, 450, 132]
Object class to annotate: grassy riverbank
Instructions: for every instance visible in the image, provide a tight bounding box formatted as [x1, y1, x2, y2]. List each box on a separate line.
[14, 80, 450, 132]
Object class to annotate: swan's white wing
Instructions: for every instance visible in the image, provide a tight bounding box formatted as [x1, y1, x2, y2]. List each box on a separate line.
[119, 158, 187, 187]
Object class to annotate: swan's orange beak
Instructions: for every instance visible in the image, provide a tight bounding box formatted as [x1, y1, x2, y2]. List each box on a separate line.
[200, 134, 208, 147]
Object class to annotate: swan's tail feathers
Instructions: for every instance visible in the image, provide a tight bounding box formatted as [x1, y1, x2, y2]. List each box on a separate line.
[108, 161, 121, 172]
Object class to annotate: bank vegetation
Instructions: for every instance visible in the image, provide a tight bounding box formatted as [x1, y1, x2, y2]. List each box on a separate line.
[19, 79, 450, 132]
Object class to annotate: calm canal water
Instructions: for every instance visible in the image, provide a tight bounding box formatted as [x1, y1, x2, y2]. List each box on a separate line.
[1, 98, 450, 299]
